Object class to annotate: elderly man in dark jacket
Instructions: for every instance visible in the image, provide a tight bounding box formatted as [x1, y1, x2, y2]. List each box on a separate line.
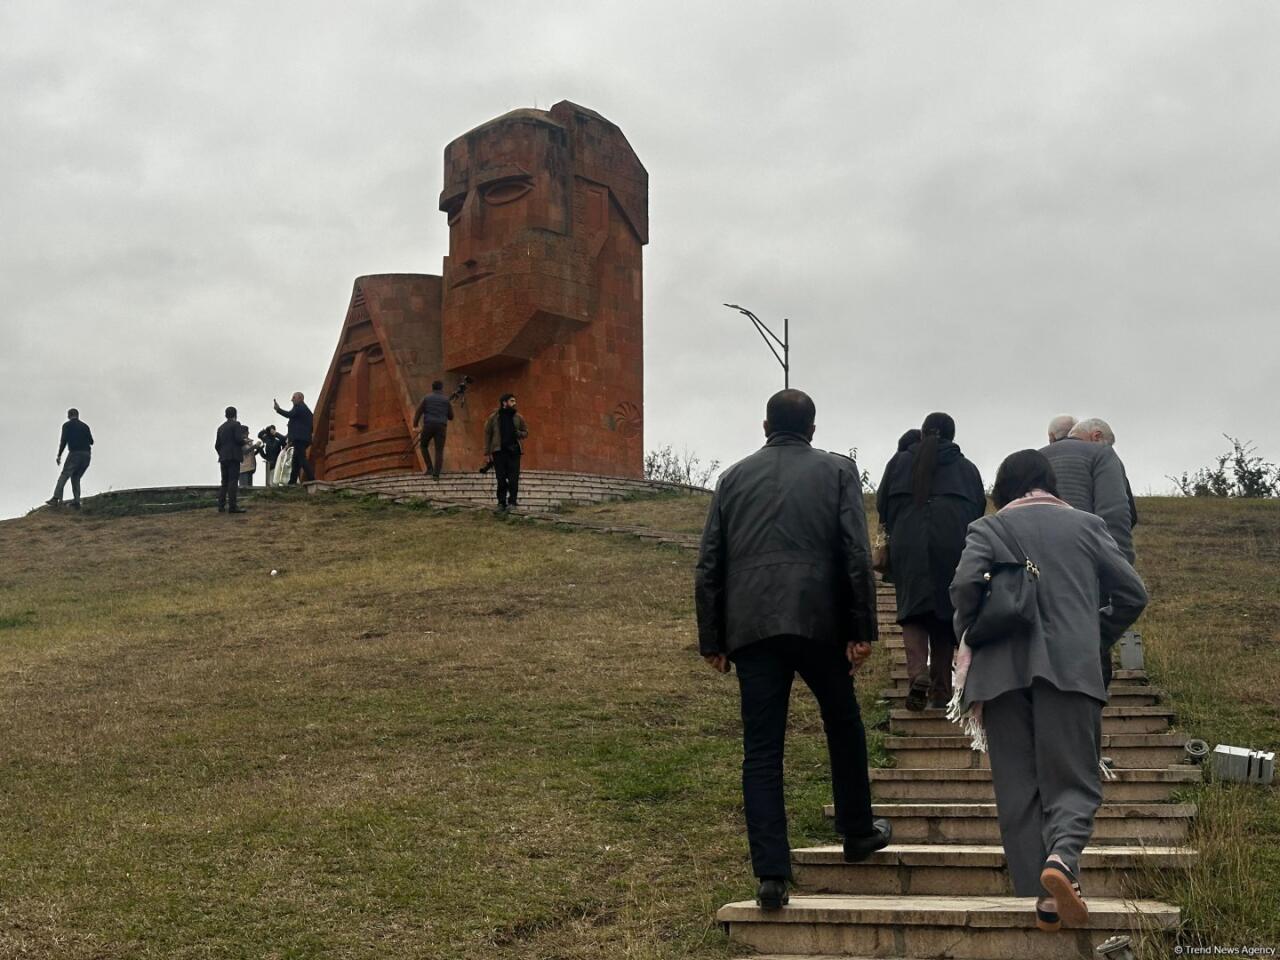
[695, 389, 889, 911]
[273, 391, 314, 485]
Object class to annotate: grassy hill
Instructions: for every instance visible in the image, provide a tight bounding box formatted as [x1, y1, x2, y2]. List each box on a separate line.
[0, 490, 1276, 958]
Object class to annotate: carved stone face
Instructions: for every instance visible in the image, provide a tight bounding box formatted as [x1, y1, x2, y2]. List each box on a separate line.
[438, 110, 603, 372]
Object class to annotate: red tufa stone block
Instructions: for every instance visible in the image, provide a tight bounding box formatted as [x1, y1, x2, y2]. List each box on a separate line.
[312, 101, 647, 481]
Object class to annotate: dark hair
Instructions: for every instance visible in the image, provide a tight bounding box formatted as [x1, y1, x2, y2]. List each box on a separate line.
[498, 393, 515, 407]
[911, 412, 956, 506]
[432, 380, 444, 391]
[992, 449, 1059, 509]
[897, 428, 921, 452]
[765, 389, 816, 436]
[67, 408, 79, 419]
[225, 406, 237, 419]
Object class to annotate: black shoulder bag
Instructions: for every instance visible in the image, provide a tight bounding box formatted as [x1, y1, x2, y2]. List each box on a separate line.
[966, 515, 1041, 649]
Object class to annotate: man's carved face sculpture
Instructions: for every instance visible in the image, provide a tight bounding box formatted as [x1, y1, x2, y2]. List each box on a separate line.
[439, 110, 610, 371]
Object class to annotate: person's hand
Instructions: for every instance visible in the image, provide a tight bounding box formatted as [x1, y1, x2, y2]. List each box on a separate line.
[703, 653, 730, 674]
[55, 456, 61, 466]
[847, 641, 872, 675]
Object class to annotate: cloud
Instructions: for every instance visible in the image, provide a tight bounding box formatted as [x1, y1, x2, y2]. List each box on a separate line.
[2, 0, 1278, 514]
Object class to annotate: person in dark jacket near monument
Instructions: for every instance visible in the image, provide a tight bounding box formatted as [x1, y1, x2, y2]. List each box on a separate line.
[47, 408, 95, 509]
[413, 380, 454, 480]
[257, 426, 287, 487]
[215, 407, 248, 514]
[695, 389, 890, 911]
[274, 392, 314, 485]
[876, 412, 986, 711]
[482, 394, 528, 512]
[950, 449, 1147, 932]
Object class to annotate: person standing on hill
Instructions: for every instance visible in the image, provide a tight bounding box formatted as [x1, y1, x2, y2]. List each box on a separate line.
[47, 408, 94, 509]
[482, 393, 528, 512]
[413, 380, 454, 480]
[215, 407, 247, 514]
[695, 388, 889, 912]
[274, 392, 314, 485]
[876, 412, 986, 711]
[256, 425, 287, 487]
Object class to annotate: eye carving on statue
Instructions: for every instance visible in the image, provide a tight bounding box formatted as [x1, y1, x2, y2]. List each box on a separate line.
[481, 178, 533, 206]
[445, 196, 465, 226]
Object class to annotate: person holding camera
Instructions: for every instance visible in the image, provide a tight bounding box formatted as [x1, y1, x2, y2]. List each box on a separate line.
[273, 391, 313, 484]
[482, 393, 528, 512]
[413, 380, 454, 480]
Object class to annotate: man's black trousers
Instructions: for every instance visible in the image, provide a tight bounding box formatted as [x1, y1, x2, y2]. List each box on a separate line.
[731, 635, 875, 879]
[420, 423, 447, 478]
[493, 450, 521, 506]
[218, 460, 239, 510]
[289, 440, 314, 484]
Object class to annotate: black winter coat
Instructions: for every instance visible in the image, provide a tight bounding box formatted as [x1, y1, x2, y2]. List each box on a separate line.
[876, 440, 986, 624]
[695, 433, 878, 655]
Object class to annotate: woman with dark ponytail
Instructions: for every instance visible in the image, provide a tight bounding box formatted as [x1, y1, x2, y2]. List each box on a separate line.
[875, 412, 986, 710]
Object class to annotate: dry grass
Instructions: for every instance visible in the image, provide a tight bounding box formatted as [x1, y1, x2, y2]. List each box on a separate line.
[1125, 497, 1280, 952]
[0, 492, 881, 959]
[1, 492, 1273, 957]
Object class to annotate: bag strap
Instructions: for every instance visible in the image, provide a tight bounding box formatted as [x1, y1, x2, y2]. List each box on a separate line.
[987, 514, 1031, 563]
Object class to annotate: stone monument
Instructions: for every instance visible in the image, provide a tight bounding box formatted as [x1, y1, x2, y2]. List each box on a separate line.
[312, 101, 648, 481]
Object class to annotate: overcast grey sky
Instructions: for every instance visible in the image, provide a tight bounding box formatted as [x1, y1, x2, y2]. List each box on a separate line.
[3, 1, 1278, 518]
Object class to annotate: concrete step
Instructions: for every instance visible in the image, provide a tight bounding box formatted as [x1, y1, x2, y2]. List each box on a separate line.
[828, 802, 1197, 845]
[880, 686, 1163, 707]
[791, 843, 1195, 898]
[888, 665, 1149, 686]
[869, 766, 1201, 803]
[717, 894, 1179, 958]
[883, 733, 1192, 770]
[888, 706, 1176, 737]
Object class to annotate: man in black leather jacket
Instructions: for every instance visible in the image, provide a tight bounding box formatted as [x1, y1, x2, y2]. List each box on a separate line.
[695, 388, 890, 910]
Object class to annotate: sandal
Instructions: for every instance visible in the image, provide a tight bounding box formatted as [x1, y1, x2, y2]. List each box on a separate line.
[1035, 902, 1061, 932]
[1040, 859, 1088, 927]
[905, 674, 930, 712]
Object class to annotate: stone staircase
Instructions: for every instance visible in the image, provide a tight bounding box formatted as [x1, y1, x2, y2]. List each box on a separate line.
[309, 470, 701, 512]
[719, 582, 1197, 959]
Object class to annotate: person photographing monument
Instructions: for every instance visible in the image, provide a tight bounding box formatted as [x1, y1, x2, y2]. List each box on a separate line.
[482, 394, 528, 512]
[273, 392, 314, 485]
[412, 380, 454, 480]
[695, 389, 890, 911]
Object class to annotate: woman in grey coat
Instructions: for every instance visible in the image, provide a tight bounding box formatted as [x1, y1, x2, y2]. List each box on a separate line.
[950, 449, 1147, 931]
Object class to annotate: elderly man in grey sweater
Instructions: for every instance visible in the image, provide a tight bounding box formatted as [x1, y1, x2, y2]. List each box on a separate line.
[1038, 418, 1135, 563]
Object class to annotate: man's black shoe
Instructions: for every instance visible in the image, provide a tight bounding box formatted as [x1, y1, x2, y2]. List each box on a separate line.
[228, 507, 248, 514]
[45, 498, 60, 507]
[843, 818, 892, 863]
[754, 877, 789, 910]
[69, 502, 81, 510]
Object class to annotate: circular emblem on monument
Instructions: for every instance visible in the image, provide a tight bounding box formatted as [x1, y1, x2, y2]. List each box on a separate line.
[613, 401, 642, 439]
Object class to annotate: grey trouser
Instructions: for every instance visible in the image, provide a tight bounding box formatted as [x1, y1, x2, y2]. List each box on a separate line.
[984, 679, 1104, 896]
[53, 451, 91, 502]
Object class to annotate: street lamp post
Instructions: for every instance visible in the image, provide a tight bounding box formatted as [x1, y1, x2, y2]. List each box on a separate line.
[724, 303, 790, 388]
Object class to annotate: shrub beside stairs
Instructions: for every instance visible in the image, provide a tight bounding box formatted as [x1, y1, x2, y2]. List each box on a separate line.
[717, 580, 1196, 959]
